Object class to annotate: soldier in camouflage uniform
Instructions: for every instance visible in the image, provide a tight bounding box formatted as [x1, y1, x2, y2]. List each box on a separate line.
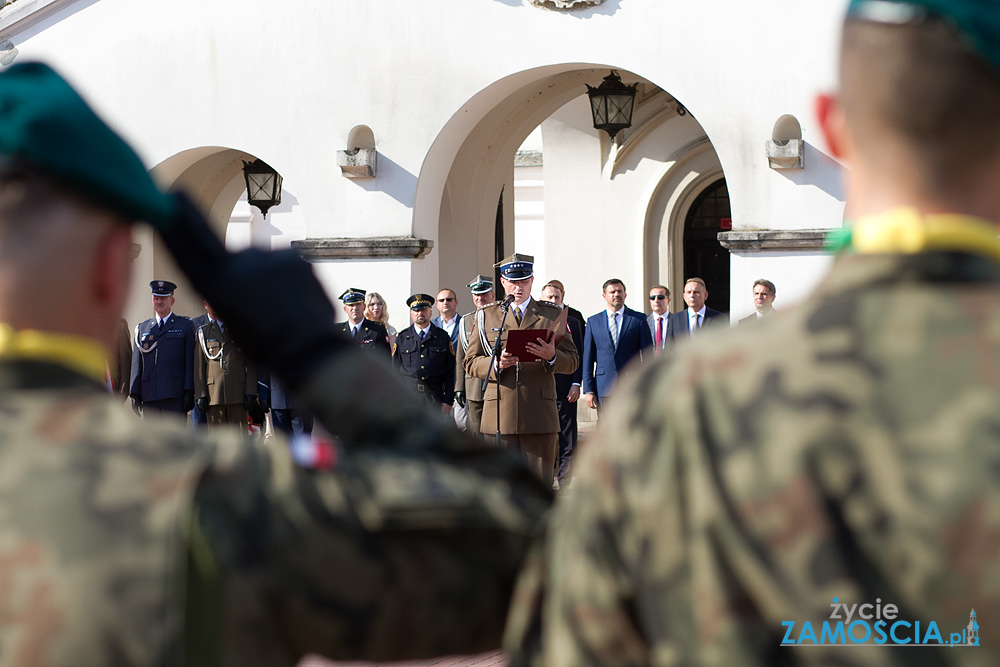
[505, 1, 1000, 666]
[0, 62, 550, 666]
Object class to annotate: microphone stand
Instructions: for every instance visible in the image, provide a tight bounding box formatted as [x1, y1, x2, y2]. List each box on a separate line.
[483, 298, 513, 449]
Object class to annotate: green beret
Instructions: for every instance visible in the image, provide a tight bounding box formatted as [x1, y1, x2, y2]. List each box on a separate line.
[0, 62, 175, 227]
[848, 0, 1000, 75]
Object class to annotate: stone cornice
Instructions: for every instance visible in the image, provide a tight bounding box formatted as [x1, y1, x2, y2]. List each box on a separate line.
[530, 0, 604, 9]
[718, 228, 838, 251]
[0, 0, 78, 41]
[291, 236, 434, 260]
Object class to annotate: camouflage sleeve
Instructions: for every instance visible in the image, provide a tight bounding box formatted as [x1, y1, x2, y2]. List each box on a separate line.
[504, 369, 666, 667]
[187, 349, 552, 664]
[507, 289, 1000, 667]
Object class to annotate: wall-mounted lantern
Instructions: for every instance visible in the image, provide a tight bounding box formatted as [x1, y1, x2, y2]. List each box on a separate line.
[586, 70, 638, 141]
[242, 159, 282, 217]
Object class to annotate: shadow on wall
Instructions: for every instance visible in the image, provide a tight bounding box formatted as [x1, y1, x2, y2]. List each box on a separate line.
[346, 152, 418, 208]
[252, 190, 300, 239]
[779, 142, 845, 202]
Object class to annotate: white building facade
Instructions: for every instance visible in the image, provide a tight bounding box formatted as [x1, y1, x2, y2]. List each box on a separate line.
[0, 0, 848, 327]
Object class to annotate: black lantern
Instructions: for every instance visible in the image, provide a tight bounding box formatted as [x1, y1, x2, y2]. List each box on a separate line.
[242, 159, 283, 217]
[586, 70, 638, 141]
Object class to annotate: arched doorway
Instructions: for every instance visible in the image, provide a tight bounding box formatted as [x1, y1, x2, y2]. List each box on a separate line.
[418, 64, 723, 317]
[683, 179, 731, 313]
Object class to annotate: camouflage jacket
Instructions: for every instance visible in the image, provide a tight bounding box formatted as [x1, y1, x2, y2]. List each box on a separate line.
[0, 348, 550, 666]
[505, 251, 1000, 667]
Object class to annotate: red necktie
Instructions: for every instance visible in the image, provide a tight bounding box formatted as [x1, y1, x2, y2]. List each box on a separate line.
[655, 316, 663, 354]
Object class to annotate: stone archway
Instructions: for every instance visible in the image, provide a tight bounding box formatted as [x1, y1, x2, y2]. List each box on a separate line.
[415, 64, 723, 316]
[123, 147, 285, 328]
[642, 140, 724, 313]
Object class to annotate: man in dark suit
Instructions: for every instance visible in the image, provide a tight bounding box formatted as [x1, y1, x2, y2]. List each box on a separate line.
[582, 279, 653, 412]
[335, 287, 391, 355]
[739, 278, 777, 326]
[392, 293, 456, 414]
[646, 284, 673, 356]
[262, 372, 313, 438]
[541, 280, 585, 486]
[129, 280, 195, 416]
[431, 288, 462, 348]
[667, 277, 728, 340]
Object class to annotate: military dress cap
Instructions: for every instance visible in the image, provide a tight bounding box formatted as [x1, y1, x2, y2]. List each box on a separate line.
[847, 0, 1000, 74]
[494, 253, 534, 281]
[150, 280, 177, 296]
[0, 62, 176, 228]
[467, 274, 494, 294]
[338, 287, 366, 305]
[407, 293, 434, 310]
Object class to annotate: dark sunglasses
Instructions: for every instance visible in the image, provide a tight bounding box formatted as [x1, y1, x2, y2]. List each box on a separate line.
[649, 295, 667, 301]
[437, 297, 455, 302]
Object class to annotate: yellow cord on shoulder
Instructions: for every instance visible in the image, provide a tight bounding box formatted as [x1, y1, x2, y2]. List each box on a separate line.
[828, 208, 1000, 265]
[0, 323, 111, 385]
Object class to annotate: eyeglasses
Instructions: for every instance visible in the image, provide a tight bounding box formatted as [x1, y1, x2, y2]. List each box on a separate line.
[437, 297, 455, 302]
[649, 295, 667, 301]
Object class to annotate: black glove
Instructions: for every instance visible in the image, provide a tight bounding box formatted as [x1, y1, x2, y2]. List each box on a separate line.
[196, 397, 208, 413]
[157, 193, 346, 391]
[181, 389, 195, 413]
[244, 394, 255, 412]
[454, 391, 467, 408]
[130, 395, 142, 417]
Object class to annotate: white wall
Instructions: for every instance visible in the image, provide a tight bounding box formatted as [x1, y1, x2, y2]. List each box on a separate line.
[2, 0, 850, 324]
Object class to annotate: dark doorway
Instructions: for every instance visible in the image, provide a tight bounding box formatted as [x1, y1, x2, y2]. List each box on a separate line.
[494, 187, 505, 301]
[683, 179, 731, 313]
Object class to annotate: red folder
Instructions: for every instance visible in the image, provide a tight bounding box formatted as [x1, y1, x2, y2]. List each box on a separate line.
[504, 306, 568, 362]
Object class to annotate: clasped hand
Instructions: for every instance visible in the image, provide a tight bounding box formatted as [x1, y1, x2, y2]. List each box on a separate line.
[495, 336, 555, 372]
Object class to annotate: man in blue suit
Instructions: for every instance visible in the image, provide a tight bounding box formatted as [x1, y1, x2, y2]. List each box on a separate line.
[667, 277, 728, 341]
[582, 279, 653, 412]
[129, 280, 195, 416]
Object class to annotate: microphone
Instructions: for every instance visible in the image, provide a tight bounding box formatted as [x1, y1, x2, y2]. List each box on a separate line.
[500, 294, 515, 311]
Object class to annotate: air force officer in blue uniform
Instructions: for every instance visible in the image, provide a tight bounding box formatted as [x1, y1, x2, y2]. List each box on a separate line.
[129, 280, 195, 415]
[582, 278, 653, 412]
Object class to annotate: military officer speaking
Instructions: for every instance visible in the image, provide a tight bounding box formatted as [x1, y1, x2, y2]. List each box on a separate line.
[392, 293, 455, 414]
[463, 254, 579, 479]
[128, 280, 195, 415]
[336, 287, 391, 354]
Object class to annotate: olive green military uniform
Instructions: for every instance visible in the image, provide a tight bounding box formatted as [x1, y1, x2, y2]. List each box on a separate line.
[0, 348, 549, 666]
[505, 244, 1000, 667]
[464, 298, 579, 477]
[195, 318, 257, 431]
[455, 309, 489, 434]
